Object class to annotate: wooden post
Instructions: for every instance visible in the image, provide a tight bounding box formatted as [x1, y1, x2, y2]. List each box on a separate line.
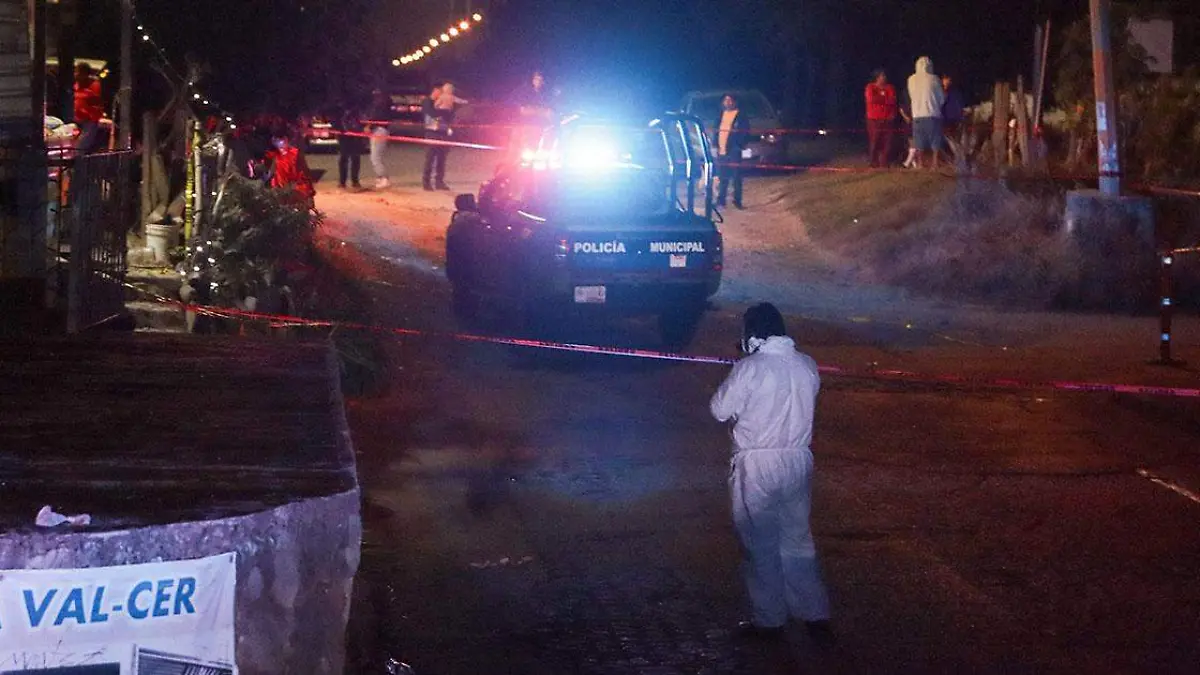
[1033, 19, 1052, 133]
[992, 81, 1010, 169]
[1014, 76, 1032, 167]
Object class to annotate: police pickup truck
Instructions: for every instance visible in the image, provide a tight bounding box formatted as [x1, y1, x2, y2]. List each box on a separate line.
[445, 113, 723, 346]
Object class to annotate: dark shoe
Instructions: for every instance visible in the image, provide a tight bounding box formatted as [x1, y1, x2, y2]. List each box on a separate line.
[736, 620, 785, 641]
[435, 183, 451, 191]
[351, 182, 363, 190]
[804, 620, 836, 647]
[422, 184, 434, 192]
[715, 199, 726, 207]
[733, 202, 745, 210]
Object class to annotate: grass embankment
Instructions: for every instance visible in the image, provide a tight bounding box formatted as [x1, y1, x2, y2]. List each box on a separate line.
[772, 170, 1090, 308]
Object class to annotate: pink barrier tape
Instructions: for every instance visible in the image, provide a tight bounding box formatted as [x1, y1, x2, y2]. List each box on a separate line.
[337, 130, 502, 151]
[129, 283, 1200, 400]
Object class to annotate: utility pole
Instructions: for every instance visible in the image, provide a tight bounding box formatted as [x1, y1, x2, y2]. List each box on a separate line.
[1089, 0, 1120, 195]
[118, 0, 132, 149]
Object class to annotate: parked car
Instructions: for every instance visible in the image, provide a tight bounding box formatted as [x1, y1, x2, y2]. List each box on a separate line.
[299, 113, 338, 153]
[385, 70, 432, 133]
[678, 89, 788, 165]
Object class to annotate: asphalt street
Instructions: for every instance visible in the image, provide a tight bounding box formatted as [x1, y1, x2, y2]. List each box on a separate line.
[310, 144, 1200, 675]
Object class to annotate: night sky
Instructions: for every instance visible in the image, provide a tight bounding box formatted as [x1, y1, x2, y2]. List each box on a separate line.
[72, 0, 1194, 124]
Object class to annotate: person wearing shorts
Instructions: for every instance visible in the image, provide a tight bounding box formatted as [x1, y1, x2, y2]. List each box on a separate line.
[906, 56, 945, 169]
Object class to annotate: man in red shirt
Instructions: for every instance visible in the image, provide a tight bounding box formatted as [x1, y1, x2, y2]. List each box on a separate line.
[864, 69, 898, 168]
[73, 63, 105, 154]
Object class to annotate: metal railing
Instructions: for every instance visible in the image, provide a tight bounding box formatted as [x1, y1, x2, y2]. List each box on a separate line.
[51, 151, 136, 332]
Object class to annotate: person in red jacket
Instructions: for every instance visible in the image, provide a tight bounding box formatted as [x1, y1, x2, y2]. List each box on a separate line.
[864, 69, 898, 168]
[266, 133, 316, 208]
[73, 63, 105, 154]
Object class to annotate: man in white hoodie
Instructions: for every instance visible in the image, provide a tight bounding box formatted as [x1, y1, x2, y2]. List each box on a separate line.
[710, 303, 833, 643]
[906, 56, 946, 169]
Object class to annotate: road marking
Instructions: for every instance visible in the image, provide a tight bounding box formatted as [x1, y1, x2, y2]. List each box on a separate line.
[1137, 468, 1200, 506]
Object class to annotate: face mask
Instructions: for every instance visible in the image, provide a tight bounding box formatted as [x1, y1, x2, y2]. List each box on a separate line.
[741, 335, 765, 354]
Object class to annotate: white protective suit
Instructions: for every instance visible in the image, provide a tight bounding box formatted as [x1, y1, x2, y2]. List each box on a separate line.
[710, 335, 831, 627]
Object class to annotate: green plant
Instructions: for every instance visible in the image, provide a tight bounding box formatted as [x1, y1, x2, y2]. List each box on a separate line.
[186, 174, 322, 306]
[1050, 2, 1200, 186]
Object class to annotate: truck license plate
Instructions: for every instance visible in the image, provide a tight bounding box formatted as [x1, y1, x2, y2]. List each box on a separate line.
[574, 286, 607, 304]
[669, 254, 687, 268]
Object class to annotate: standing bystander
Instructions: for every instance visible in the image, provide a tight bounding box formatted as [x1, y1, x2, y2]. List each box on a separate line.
[864, 69, 898, 168]
[366, 89, 391, 189]
[940, 74, 966, 154]
[508, 71, 557, 165]
[422, 82, 468, 191]
[712, 94, 750, 209]
[906, 56, 946, 169]
[73, 63, 105, 155]
[334, 102, 365, 190]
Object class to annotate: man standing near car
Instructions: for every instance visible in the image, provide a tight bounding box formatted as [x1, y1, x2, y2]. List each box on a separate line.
[334, 102, 364, 190]
[507, 71, 557, 166]
[366, 88, 391, 189]
[423, 82, 467, 191]
[713, 93, 750, 209]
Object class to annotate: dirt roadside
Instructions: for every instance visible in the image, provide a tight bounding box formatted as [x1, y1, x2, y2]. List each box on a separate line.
[313, 152, 1199, 392]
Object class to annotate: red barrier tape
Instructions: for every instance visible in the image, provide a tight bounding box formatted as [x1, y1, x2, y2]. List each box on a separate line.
[338, 130, 503, 151]
[355, 119, 1000, 136]
[141, 287, 1200, 399]
[320, 127, 1200, 195]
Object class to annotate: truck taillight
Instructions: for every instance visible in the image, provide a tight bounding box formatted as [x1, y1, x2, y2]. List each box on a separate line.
[555, 238, 569, 259]
[712, 240, 723, 271]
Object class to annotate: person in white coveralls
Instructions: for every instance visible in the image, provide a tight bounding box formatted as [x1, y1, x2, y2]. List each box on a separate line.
[710, 302, 833, 643]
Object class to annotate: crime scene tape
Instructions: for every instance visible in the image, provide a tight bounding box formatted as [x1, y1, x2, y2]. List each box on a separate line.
[356, 118, 1004, 136]
[320, 127, 1200, 195]
[130, 283, 1200, 400]
[338, 130, 503, 151]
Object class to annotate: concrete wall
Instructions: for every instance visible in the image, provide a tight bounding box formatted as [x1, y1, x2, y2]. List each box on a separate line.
[0, 488, 362, 675]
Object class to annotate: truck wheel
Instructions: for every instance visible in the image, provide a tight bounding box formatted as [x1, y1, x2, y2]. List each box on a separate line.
[659, 302, 706, 350]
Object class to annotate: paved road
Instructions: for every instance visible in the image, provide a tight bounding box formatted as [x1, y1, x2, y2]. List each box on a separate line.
[308, 145, 1200, 675]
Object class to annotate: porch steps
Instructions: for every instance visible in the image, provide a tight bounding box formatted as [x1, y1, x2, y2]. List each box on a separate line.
[125, 267, 187, 333]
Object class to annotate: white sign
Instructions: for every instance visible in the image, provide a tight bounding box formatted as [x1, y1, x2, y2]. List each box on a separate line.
[0, 553, 237, 674]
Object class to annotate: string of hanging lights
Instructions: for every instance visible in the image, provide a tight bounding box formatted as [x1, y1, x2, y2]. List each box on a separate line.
[393, 12, 483, 67]
[129, 1, 237, 128]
